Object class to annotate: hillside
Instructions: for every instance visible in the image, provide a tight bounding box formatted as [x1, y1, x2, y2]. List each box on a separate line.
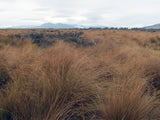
[143, 23, 160, 29]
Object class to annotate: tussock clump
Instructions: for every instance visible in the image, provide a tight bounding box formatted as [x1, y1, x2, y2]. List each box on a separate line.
[97, 72, 158, 120]
[92, 43, 159, 120]
[142, 56, 160, 91]
[0, 42, 96, 120]
[0, 64, 11, 88]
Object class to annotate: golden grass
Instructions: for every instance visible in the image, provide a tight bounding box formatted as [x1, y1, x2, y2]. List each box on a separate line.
[0, 42, 96, 120]
[0, 29, 160, 120]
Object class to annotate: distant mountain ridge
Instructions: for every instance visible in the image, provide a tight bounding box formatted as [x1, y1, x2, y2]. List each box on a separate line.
[143, 23, 160, 29]
[37, 23, 80, 29]
[4, 22, 160, 30]
[6, 23, 87, 29]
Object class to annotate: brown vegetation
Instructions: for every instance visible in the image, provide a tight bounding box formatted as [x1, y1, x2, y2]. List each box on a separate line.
[0, 29, 160, 120]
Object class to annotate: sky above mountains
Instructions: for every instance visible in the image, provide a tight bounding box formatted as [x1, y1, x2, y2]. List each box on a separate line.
[0, 0, 160, 28]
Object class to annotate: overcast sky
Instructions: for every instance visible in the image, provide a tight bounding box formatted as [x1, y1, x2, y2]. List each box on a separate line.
[0, 0, 160, 27]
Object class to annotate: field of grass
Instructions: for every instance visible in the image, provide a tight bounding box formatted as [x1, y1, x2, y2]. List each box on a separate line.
[0, 29, 160, 120]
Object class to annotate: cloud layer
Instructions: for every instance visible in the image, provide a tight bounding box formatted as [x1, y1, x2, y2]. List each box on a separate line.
[0, 0, 160, 27]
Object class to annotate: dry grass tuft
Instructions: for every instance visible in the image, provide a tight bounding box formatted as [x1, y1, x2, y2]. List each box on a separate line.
[0, 29, 160, 120]
[0, 42, 96, 120]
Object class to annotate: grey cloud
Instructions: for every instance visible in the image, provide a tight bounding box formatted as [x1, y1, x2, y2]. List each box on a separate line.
[52, 15, 70, 18]
[0, 9, 6, 12]
[1, 0, 160, 27]
[33, 8, 50, 11]
[114, 13, 160, 27]
[20, 18, 44, 21]
[0, 0, 15, 1]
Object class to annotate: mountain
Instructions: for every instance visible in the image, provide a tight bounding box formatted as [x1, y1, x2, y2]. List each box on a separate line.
[143, 23, 160, 29]
[37, 23, 78, 29]
[6, 23, 87, 29]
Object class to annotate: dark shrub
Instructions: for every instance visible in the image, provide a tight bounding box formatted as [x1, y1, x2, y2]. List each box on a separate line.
[0, 65, 11, 88]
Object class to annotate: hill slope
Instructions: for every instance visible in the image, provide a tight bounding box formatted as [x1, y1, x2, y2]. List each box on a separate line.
[143, 23, 160, 29]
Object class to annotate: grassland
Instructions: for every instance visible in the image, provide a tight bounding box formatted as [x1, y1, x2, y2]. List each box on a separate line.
[0, 29, 160, 120]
